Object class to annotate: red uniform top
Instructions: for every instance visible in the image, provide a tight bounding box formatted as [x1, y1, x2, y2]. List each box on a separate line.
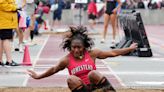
[67, 51, 96, 85]
[87, 2, 97, 15]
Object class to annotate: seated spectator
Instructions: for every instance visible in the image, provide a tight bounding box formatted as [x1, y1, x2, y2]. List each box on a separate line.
[137, 0, 145, 9]
[148, 0, 158, 9]
[160, 0, 164, 8]
[121, 1, 128, 9]
[65, 0, 71, 9]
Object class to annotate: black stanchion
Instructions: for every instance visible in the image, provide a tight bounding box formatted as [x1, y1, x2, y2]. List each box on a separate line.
[116, 10, 153, 57]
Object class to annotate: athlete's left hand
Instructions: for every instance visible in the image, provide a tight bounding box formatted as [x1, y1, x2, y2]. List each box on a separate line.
[129, 43, 138, 50]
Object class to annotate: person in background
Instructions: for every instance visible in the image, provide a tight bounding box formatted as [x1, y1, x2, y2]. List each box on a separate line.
[87, 0, 98, 31]
[0, 0, 20, 66]
[51, 0, 65, 31]
[35, 1, 48, 35]
[48, 0, 55, 31]
[101, 0, 122, 48]
[148, 0, 158, 9]
[15, 0, 26, 52]
[65, 0, 71, 9]
[161, 0, 164, 9]
[27, 26, 137, 92]
[23, 0, 36, 45]
[137, 0, 145, 9]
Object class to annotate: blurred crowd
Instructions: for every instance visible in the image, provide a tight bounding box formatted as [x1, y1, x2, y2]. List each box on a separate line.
[36, 0, 164, 10]
[121, 0, 164, 9]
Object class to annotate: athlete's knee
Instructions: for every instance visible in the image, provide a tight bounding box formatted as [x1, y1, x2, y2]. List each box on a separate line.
[67, 75, 83, 90]
[88, 70, 103, 84]
[67, 75, 88, 92]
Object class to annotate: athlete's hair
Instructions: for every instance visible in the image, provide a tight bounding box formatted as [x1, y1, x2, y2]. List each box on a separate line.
[61, 26, 94, 51]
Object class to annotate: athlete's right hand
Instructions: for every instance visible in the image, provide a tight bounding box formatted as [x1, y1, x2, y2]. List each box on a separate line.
[26, 70, 40, 79]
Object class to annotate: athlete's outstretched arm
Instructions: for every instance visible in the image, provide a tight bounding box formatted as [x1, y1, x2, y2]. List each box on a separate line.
[94, 43, 137, 59]
[27, 56, 69, 79]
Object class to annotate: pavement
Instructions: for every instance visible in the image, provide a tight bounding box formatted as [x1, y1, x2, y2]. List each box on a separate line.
[0, 24, 164, 92]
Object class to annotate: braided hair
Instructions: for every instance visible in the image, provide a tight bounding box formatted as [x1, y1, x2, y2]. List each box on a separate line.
[61, 26, 94, 51]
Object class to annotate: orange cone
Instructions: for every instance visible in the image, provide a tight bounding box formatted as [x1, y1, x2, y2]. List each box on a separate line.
[22, 45, 32, 66]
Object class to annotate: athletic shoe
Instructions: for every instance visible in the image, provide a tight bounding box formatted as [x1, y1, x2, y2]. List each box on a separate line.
[110, 40, 116, 49]
[100, 39, 105, 43]
[5, 61, 20, 66]
[0, 62, 5, 66]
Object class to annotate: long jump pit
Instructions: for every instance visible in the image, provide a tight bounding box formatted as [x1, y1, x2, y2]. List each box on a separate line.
[0, 87, 164, 92]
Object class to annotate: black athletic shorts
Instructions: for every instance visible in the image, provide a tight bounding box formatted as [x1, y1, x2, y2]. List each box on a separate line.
[0, 29, 13, 40]
[105, 1, 116, 16]
[36, 17, 44, 24]
[53, 11, 62, 21]
[88, 13, 97, 20]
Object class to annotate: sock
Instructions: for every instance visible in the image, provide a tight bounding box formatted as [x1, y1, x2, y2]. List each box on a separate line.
[30, 30, 34, 41]
[43, 21, 48, 30]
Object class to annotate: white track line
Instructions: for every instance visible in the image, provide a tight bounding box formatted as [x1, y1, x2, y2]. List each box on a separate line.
[37, 58, 60, 61]
[135, 81, 164, 85]
[22, 35, 50, 86]
[112, 71, 164, 75]
[101, 60, 126, 87]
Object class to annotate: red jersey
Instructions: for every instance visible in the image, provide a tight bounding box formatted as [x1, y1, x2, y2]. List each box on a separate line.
[87, 2, 97, 15]
[67, 51, 96, 85]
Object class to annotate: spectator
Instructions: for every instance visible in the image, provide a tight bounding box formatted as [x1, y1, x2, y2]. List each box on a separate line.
[137, 0, 145, 9]
[0, 0, 20, 66]
[143, 0, 149, 9]
[74, 3, 83, 9]
[87, 0, 98, 31]
[51, 0, 65, 30]
[148, 0, 158, 9]
[121, 1, 128, 9]
[65, 0, 71, 9]
[35, 1, 48, 35]
[15, 0, 26, 53]
[160, 0, 164, 8]
[48, 0, 55, 31]
[23, 0, 36, 45]
[127, 0, 136, 9]
[101, 0, 122, 48]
